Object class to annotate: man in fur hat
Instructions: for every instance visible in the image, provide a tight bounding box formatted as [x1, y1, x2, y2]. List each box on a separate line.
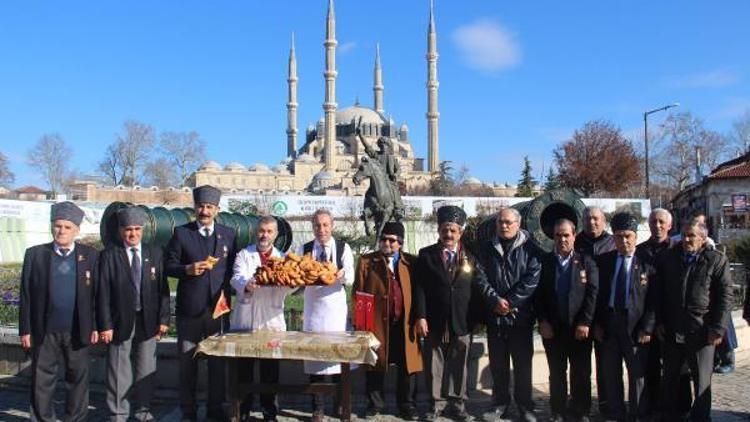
[20, 201, 100, 421]
[165, 185, 237, 421]
[354, 221, 422, 420]
[413, 205, 489, 421]
[98, 206, 170, 421]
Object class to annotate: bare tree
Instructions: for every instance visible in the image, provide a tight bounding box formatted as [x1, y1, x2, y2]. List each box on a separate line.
[159, 131, 206, 186]
[727, 110, 750, 155]
[144, 157, 179, 188]
[0, 152, 15, 187]
[98, 120, 155, 186]
[554, 119, 641, 196]
[652, 112, 728, 191]
[26, 133, 73, 195]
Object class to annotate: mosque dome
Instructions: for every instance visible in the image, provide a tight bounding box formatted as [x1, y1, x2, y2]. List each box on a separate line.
[296, 153, 317, 164]
[335, 105, 386, 126]
[249, 163, 271, 173]
[199, 160, 221, 171]
[465, 177, 482, 185]
[224, 162, 247, 172]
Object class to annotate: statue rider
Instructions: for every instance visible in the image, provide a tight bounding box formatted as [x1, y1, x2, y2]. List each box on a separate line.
[355, 118, 405, 215]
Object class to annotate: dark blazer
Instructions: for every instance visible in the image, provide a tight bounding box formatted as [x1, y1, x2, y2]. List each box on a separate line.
[19, 242, 99, 346]
[535, 250, 599, 329]
[98, 243, 170, 343]
[413, 242, 487, 337]
[165, 222, 237, 318]
[655, 245, 732, 338]
[595, 249, 656, 338]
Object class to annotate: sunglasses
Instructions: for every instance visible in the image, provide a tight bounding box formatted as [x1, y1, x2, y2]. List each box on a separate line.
[379, 237, 399, 244]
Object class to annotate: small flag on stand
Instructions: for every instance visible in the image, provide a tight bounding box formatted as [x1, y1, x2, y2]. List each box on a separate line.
[213, 290, 230, 320]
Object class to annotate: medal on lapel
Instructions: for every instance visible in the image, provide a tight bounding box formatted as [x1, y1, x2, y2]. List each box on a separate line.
[223, 244, 229, 258]
[459, 254, 472, 274]
[84, 270, 91, 286]
[150, 266, 157, 281]
[580, 269, 587, 284]
[77, 254, 85, 262]
[640, 273, 648, 286]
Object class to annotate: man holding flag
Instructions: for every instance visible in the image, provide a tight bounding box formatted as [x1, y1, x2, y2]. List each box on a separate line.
[166, 185, 237, 422]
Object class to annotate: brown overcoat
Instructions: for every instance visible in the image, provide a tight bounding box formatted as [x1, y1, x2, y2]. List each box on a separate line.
[353, 250, 423, 374]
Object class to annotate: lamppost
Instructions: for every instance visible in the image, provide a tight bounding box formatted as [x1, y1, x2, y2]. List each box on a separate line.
[644, 102, 680, 199]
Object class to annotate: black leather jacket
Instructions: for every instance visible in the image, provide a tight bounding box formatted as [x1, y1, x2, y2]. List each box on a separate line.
[476, 230, 542, 330]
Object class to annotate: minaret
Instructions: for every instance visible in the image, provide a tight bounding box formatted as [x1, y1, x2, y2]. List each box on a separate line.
[286, 33, 298, 158]
[373, 43, 384, 114]
[323, 0, 338, 171]
[426, 0, 440, 173]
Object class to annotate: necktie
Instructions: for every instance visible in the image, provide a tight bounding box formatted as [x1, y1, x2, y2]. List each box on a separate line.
[203, 227, 210, 237]
[131, 247, 142, 311]
[444, 250, 455, 273]
[318, 246, 328, 263]
[59, 248, 69, 257]
[614, 257, 628, 310]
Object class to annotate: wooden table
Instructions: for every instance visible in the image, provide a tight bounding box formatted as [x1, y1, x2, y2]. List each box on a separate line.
[195, 331, 380, 422]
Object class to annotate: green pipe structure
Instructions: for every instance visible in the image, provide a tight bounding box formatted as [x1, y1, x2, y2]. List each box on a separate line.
[474, 189, 586, 253]
[100, 202, 294, 252]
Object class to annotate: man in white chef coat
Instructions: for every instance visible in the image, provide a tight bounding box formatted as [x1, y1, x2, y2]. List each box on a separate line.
[297, 208, 355, 422]
[230, 216, 295, 422]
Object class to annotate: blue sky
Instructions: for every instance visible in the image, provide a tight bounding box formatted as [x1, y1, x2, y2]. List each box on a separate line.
[1, 1, 749, 188]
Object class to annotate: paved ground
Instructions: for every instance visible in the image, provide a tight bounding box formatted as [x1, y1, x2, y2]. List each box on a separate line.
[1, 344, 748, 421]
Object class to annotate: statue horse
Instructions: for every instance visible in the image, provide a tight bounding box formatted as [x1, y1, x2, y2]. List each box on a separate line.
[352, 156, 404, 240]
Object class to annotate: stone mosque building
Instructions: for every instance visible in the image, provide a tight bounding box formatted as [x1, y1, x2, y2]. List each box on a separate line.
[192, 0, 440, 196]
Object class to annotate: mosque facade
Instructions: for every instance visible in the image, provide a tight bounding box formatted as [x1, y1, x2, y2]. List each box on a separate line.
[192, 0, 439, 196]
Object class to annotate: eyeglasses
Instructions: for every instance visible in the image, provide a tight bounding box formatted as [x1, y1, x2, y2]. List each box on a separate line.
[379, 237, 399, 244]
[498, 220, 517, 226]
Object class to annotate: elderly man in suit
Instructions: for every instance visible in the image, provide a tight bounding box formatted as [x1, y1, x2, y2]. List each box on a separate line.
[19, 201, 99, 422]
[594, 212, 656, 422]
[165, 185, 237, 421]
[536, 219, 598, 422]
[353, 221, 422, 420]
[413, 205, 489, 421]
[229, 215, 294, 422]
[656, 219, 732, 422]
[97, 206, 170, 422]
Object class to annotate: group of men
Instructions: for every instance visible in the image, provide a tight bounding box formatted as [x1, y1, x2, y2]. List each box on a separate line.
[17, 184, 741, 422]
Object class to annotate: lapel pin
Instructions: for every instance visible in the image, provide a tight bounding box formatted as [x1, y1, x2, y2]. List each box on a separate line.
[85, 270, 91, 286]
[640, 273, 648, 286]
[151, 266, 157, 280]
[580, 270, 587, 283]
[78, 254, 85, 262]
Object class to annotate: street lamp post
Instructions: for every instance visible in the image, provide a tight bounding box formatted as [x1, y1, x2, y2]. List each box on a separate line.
[644, 102, 680, 199]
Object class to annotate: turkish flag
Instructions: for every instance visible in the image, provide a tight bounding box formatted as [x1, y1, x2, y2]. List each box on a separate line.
[212, 291, 230, 320]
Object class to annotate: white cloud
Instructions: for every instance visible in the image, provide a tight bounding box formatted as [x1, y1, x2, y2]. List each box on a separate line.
[338, 41, 356, 54]
[452, 19, 521, 73]
[667, 69, 741, 88]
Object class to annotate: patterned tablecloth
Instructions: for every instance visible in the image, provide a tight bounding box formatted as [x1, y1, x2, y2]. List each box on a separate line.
[195, 331, 381, 365]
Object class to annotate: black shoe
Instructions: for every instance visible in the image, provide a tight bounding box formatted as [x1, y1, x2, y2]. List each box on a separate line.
[399, 406, 419, 421]
[424, 408, 441, 421]
[482, 405, 510, 422]
[445, 405, 472, 421]
[519, 408, 537, 422]
[365, 406, 381, 418]
[549, 414, 564, 422]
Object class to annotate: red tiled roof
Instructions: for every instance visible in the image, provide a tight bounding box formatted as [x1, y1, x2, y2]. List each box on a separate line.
[14, 185, 47, 194]
[709, 162, 750, 179]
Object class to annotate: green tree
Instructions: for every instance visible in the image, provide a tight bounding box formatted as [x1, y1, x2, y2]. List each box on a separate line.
[543, 167, 561, 192]
[515, 156, 536, 197]
[429, 160, 455, 196]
